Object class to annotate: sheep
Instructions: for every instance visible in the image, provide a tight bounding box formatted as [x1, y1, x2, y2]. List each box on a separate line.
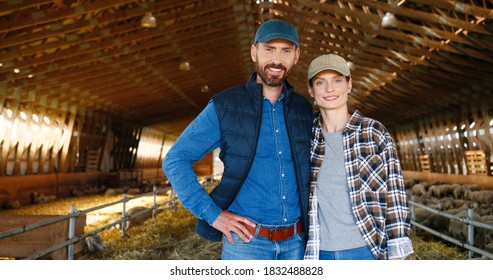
[453, 185, 468, 200]
[439, 197, 455, 210]
[448, 210, 487, 249]
[31, 192, 57, 204]
[126, 188, 141, 195]
[421, 213, 450, 233]
[411, 183, 427, 196]
[85, 234, 107, 254]
[465, 190, 493, 205]
[404, 179, 417, 190]
[428, 184, 457, 199]
[104, 188, 125, 196]
[4, 200, 21, 209]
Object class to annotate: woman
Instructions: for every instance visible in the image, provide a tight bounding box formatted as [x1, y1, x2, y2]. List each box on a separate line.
[303, 54, 413, 260]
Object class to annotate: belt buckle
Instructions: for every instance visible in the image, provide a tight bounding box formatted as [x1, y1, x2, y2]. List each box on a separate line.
[269, 228, 280, 240]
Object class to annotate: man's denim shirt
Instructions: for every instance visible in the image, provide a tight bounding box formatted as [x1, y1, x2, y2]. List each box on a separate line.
[163, 93, 301, 227]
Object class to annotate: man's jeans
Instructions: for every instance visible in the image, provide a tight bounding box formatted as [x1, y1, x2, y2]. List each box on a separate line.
[221, 224, 305, 260]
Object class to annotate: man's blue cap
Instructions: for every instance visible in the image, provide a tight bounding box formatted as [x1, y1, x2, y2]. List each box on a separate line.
[253, 19, 299, 47]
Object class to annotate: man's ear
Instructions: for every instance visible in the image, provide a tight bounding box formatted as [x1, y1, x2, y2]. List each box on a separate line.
[294, 47, 301, 65]
[251, 44, 257, 63]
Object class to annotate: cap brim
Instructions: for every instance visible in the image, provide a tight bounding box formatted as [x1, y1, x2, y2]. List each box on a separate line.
[256, 33, 299, 46]
[309, 66, 350, 80]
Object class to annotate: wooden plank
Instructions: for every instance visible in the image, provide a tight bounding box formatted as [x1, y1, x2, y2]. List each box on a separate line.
[0, 98, 20, 176]
[59, 105, 77, 172]
[464, 150, 488, 175]
[26, 97, 48, 174]
[0, 214, 86, 259]
[403, 171, 493, 189]
[38, 100, 58, 174]
[418, 155, 432, 172]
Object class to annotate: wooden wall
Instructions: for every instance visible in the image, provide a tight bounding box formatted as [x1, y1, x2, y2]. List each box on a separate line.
[394, 105, 492, 177]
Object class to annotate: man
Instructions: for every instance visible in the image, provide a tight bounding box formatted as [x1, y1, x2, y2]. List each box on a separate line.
[162, 19, 313, 260]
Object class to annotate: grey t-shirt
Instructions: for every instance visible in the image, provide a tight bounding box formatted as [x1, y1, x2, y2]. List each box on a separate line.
[317, 130, 366, 251]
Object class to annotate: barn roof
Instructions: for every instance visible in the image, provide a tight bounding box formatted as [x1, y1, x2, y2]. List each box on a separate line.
[1, 0, 492, 136]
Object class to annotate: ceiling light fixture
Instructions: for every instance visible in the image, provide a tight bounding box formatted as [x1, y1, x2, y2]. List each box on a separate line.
[179, 61, 191, 71]
[200, 85, 209, 93]
[381, 12, 397, 28]
[141, 13, 157, 28]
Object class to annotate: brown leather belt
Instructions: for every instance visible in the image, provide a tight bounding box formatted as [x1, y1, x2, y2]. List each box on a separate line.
[241, 221, 303, 241]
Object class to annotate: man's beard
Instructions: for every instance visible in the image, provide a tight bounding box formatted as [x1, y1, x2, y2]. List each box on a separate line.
[257, 63, 292, 87]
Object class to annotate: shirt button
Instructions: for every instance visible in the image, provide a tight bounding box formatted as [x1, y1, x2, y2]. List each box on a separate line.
[283, 218, 287, 222]
[282, 196, 286, 200]
[276, 129, 279, 133]
[273, 108, 276, 112]
[281, 173, 285, 177]
[278, 151, 282, 154]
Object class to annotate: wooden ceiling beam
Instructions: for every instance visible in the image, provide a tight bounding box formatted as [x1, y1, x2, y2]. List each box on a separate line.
[4, 27, 241, 95]
[0, 8, 243, 75]
[406, 0, 493, 20]
[0, 22, 241, 83]
[0, 0, 54, 14]
[348, 0, 492, 34]
[0, 0, 138, 33]
[295, 1, 493, 62]
[0, 0, 236, 62]
[0, 0, 205, 48]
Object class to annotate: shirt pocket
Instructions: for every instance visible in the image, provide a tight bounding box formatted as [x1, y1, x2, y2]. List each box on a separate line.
[357, 154, 387, 192]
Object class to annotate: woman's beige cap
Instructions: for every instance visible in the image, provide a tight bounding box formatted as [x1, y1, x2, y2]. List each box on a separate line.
[307, 54, 350, 80]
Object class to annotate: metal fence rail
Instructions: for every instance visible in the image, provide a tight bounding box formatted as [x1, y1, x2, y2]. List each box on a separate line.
[0, 186, 178, 260]
[410, 196, 493, 259]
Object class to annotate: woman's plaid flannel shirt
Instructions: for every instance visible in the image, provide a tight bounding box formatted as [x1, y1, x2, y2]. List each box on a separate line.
[304, 110, 413, 260]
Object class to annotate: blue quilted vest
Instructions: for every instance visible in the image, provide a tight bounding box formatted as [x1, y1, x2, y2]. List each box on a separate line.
[195, 73, 313, 242]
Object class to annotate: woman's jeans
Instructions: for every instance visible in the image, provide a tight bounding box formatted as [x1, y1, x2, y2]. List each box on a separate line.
[319, 246, 376, 260]
[221, 223, 305, 260]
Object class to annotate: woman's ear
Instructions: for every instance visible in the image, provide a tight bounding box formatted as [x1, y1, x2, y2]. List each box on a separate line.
[307, 82, 314, 98]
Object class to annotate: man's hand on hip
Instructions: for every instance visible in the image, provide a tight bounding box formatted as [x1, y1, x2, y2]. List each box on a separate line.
[212, 210, 256, 244]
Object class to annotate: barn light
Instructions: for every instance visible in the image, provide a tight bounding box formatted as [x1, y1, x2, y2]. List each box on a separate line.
[43, 116, 50, 125]
[200, 85, 209, 92]
[381, 12, 397, 28]
[179, 61, 191, 71]
[20, 111, 27, 120]
[141, 13, 157, 28]
[32, 114, 39, 123]
[14, 68, 20, 74]
[347, 61, 355, 71]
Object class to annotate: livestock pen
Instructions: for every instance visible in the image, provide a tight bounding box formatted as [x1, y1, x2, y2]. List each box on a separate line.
[1, 178, 492, 260]
[0, 186, 177, 260]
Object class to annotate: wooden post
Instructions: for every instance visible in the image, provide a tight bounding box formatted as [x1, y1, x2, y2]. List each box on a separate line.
[59, 105, 77, 172]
